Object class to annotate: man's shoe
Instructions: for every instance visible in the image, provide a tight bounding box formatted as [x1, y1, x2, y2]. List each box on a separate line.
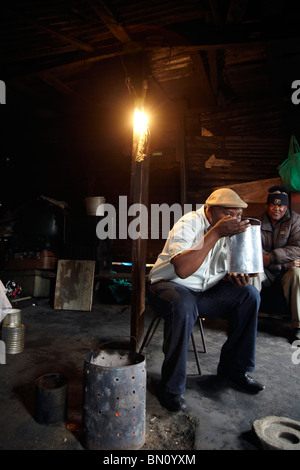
[161, 392, 187, 412]
[218, 369, 265, 394]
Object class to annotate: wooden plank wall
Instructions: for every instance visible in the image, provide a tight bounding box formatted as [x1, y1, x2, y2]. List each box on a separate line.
[185, 102, 288, 207]
[93, 102, 290, 264]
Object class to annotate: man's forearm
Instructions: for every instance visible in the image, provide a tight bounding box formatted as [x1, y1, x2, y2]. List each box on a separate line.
[172, 229, 220, 279]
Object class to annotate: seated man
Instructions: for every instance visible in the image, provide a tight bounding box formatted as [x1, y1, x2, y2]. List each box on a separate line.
[251, 185, 300, 342]
[147, 188, 265, 412]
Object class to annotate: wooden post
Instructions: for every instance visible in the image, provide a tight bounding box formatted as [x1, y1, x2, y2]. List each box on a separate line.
[176, 107, 188, 208]
[130, 112, 150, 351]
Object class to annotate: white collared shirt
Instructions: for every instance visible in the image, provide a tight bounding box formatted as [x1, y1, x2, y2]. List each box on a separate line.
[148, 205, 228, 291]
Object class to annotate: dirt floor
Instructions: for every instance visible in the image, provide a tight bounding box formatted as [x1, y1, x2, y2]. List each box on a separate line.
[1, 296, 300, 455]
[0, 300, 197, 451]
[142, 385, 196, 450]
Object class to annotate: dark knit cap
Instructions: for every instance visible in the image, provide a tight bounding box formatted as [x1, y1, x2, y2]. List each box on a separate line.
[267, 185, 289, 206]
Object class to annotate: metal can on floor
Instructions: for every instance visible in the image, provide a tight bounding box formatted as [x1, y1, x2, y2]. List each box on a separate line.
[35, 373, 68, 426]
[2, 309, 22, 326]
[1, 323, 25, 354]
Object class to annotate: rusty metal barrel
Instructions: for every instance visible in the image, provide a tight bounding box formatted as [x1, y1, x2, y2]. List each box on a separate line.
[82, 349, 146, 450]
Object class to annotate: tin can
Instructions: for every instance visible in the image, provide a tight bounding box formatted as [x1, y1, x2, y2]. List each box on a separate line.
[35, 373, 68, 426]
[2, 309, 21, 326]
[2, 323, 25, 354]
[228, 218, 264, 274]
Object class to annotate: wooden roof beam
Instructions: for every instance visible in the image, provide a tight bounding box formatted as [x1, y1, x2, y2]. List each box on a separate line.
[4, 7, 94, 52]
[39, 72, 73, 95]
[88, 0, 131, 43]
[3, 37, 292, 83]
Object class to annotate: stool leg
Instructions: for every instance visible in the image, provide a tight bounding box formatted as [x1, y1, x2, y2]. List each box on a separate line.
[191, 332, 201, 375]
[197, 317, 207, 353]
[139, 314, 161, 353]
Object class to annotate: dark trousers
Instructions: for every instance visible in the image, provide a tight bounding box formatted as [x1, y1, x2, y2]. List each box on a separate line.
[147, 280, 260, 395]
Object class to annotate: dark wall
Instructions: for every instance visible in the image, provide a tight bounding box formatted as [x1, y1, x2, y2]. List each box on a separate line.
[2, 43, 300, 266]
